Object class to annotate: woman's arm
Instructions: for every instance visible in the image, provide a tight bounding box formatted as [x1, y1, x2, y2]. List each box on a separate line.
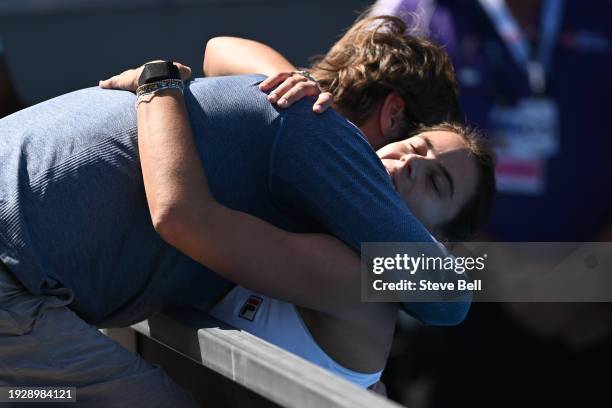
[99, 63, 395, 324]
[203, 36, 295, 77]
[204, 37, 334, 113]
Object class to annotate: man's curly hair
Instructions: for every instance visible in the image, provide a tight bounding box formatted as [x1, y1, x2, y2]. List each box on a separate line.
[309, 15, 460, 136]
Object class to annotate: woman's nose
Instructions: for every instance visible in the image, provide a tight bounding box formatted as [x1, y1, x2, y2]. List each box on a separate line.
[402, 154, 433, 180]
[400, 155, 413, 177]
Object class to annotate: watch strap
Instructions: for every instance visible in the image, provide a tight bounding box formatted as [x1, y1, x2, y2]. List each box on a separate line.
[138, 61, 181, 86]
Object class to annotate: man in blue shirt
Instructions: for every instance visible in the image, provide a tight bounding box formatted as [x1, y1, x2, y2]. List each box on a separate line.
[0, 74, 471, 324]
[0, 71, 480, 405]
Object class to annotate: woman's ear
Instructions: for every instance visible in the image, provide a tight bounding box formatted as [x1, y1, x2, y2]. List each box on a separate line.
[378, 92, 406, 142]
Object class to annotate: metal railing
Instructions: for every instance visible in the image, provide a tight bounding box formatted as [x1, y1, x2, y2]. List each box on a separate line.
[130, 308, 404, 408]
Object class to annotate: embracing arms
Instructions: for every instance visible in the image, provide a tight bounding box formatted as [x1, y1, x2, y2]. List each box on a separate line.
[203, 37, 295, 77]
[204, 36, 334, 113]
[99, 61, 469, 326]
[99, 63, 396, 326]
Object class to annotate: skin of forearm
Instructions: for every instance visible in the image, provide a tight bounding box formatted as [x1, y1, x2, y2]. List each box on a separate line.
[136, 90, 214, 233]
[203, 36, 296, 77]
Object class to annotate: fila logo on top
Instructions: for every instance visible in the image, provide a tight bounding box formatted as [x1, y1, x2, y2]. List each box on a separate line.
[239, 295, 263, 321]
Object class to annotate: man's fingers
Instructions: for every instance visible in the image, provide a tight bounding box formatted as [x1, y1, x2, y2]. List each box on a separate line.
[99, 67, 136, 90]
[99, 75, 121, 89]
[277, 82, 318, 108]
[99, 62, 191, 92]
[313, 92, 333, 113]
[173, 62, 192, 81]
[259, 71, 292, 91]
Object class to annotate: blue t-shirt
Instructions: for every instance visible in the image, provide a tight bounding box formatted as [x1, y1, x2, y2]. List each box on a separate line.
[0, 75, 468, 326]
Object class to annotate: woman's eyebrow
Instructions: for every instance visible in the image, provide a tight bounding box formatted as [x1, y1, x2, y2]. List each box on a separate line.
[423, 136, 455, 198]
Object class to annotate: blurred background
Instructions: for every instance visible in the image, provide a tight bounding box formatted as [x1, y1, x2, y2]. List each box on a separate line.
[2, 1, 612, 407]
[0, 0, 370, 106]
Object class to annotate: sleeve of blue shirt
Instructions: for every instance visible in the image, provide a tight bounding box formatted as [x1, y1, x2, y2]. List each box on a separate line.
[268, 105, 470, 325]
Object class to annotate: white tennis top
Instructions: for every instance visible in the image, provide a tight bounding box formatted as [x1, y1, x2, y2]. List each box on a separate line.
[209, 286, 383, 388]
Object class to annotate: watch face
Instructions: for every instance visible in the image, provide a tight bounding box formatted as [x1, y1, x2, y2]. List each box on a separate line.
[138, 62, 180, 86]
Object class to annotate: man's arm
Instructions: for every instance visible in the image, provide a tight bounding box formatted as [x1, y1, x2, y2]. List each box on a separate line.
[203, 37, 295, 77]
[99, 63, 397, 325]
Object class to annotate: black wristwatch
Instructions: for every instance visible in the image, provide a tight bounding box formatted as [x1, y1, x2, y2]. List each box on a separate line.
[138, 61, 181, 87]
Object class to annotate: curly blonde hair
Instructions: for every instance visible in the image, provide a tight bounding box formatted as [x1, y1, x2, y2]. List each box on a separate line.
[310, 15, 460, 136]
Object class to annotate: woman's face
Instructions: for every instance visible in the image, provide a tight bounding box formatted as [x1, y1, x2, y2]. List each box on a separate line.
[377, 130, 479, 234]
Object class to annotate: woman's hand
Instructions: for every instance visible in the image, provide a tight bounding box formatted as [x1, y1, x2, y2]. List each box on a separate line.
[259, 71, 333, 114]
[99, 61, 192, 92]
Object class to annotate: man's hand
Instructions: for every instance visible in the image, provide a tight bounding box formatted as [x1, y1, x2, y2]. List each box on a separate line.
[99, 61, 192, 92]
[259, 71, 333, 113]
